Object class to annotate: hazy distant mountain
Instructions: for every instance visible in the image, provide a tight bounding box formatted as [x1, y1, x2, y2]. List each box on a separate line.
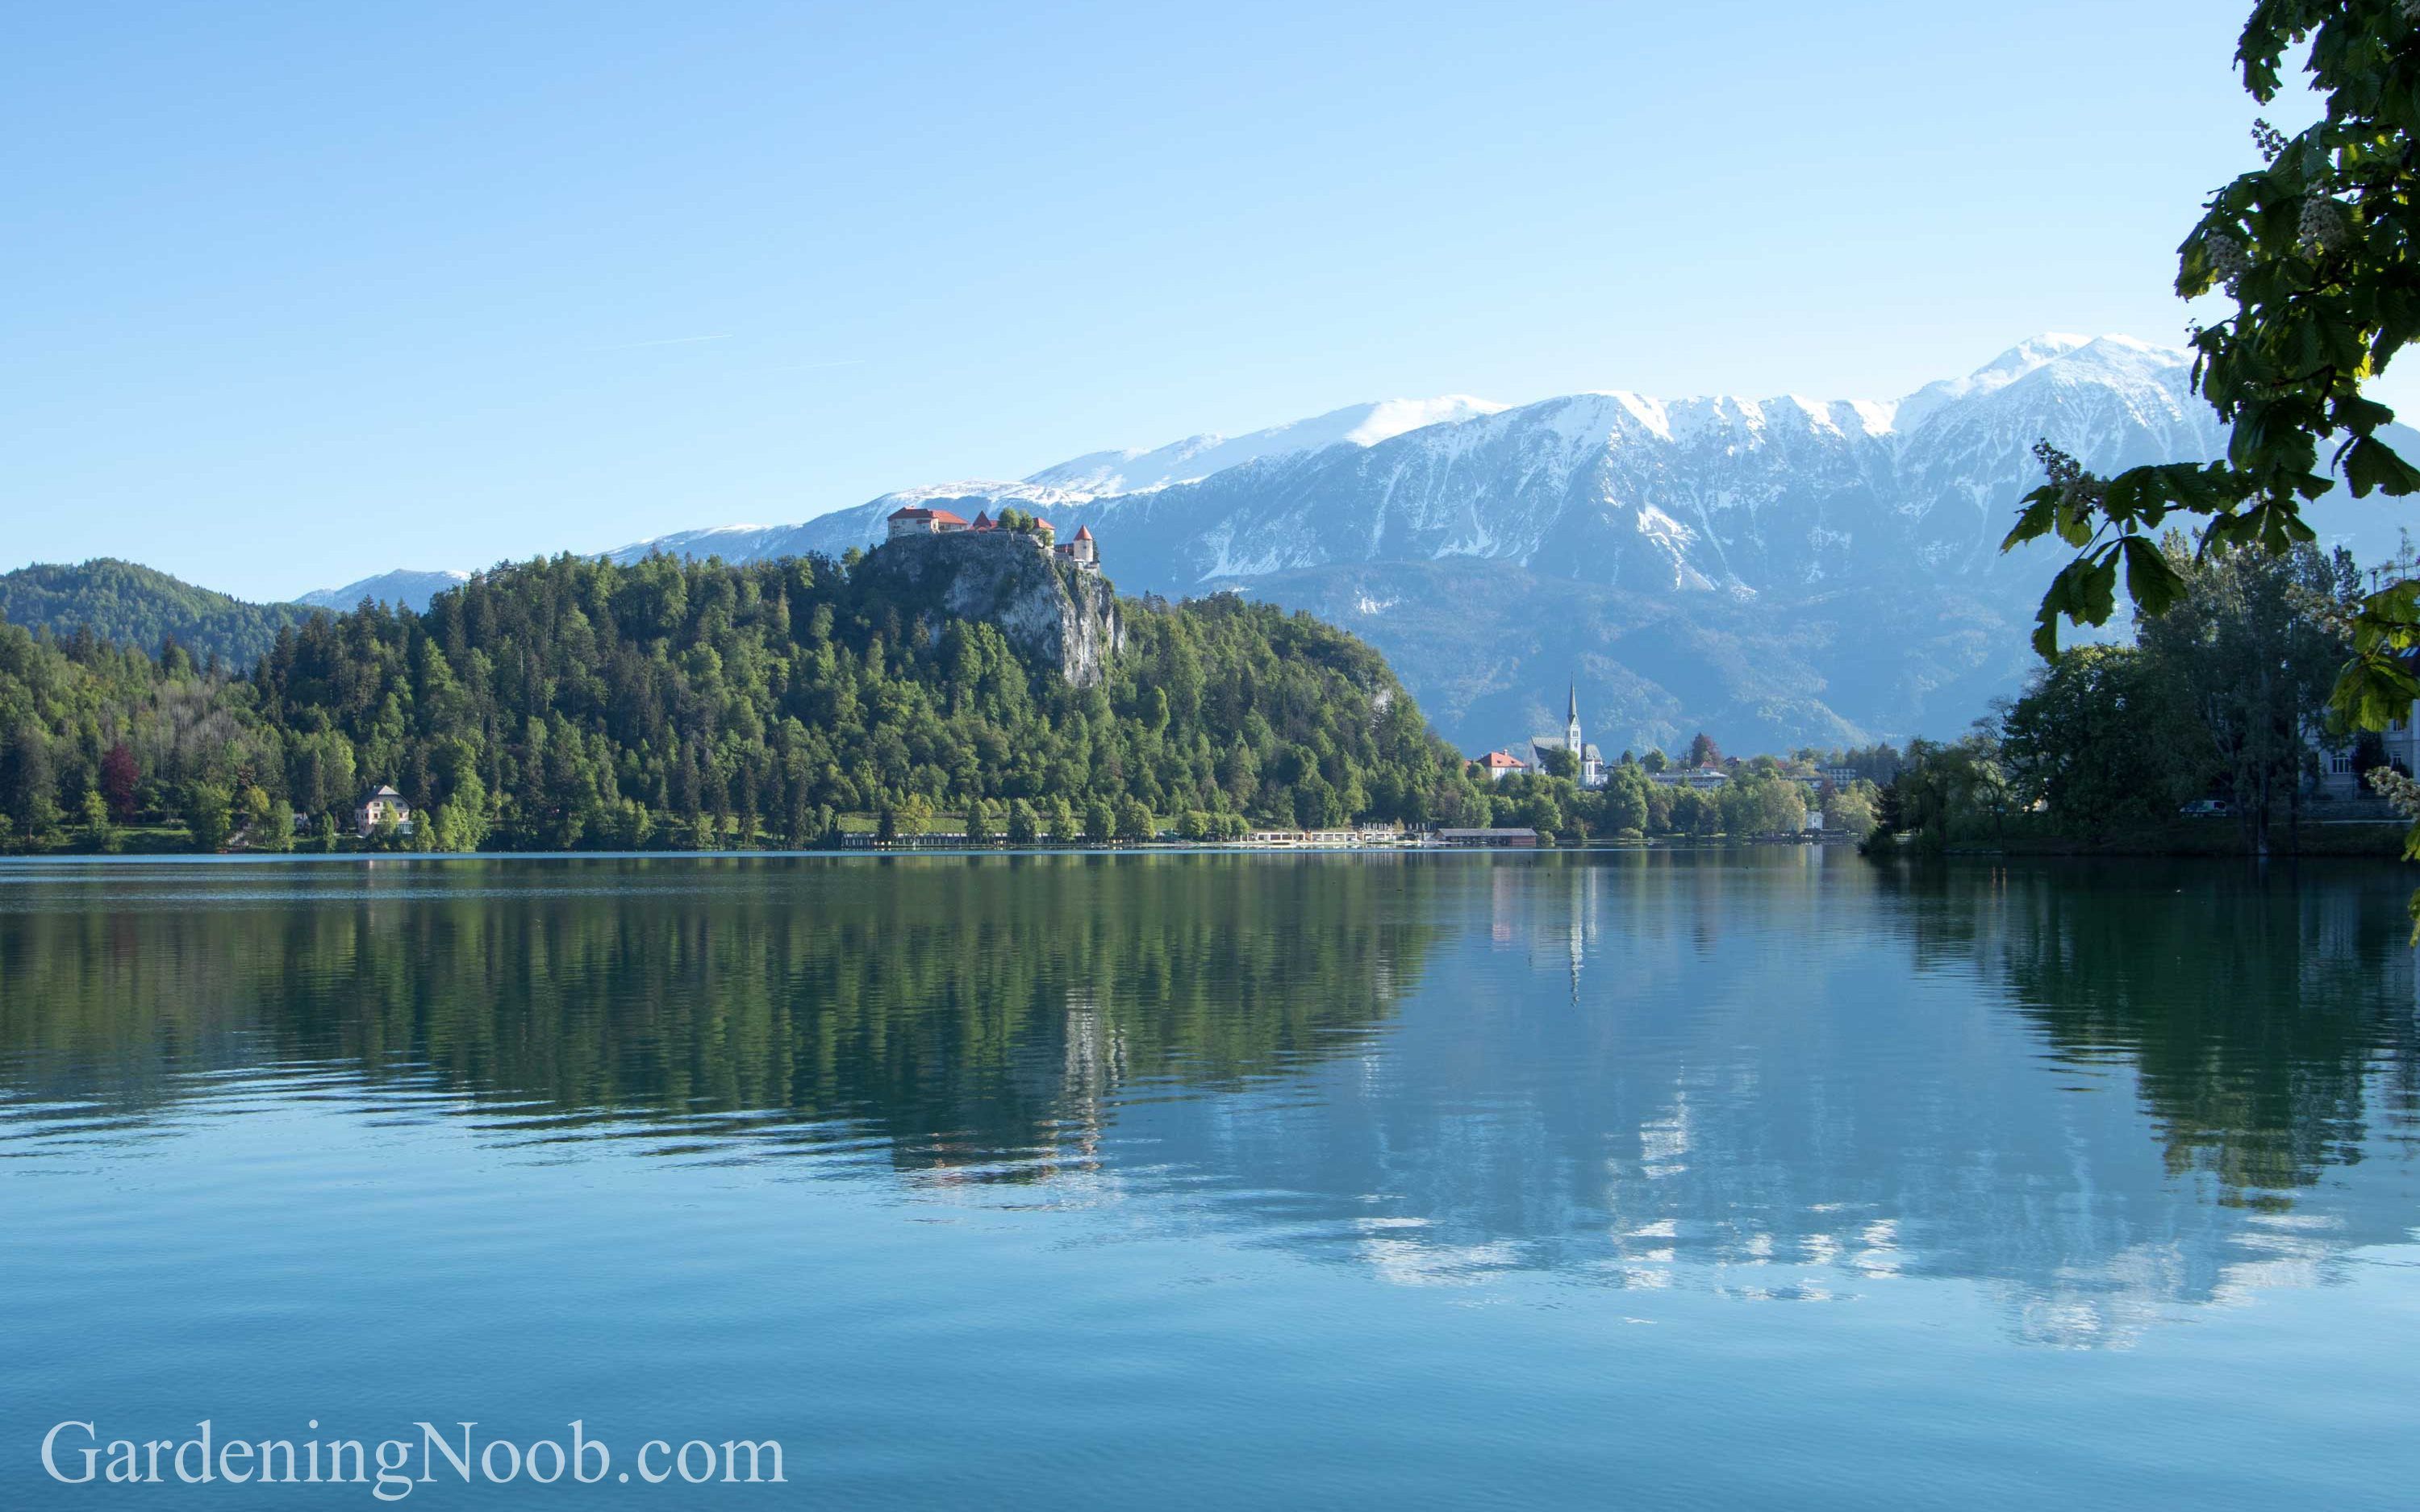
[298, 569, 471, 614]
[299, 338, 2418, 751]
[0, 559, 320, 669]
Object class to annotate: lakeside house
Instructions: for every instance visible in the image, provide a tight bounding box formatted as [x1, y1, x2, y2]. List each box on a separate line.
[354, 785, 411, 838]
[1437, 827, 1540, 848]
[1477, 750, 1527, 781]
[2315, 648, 2419, 798]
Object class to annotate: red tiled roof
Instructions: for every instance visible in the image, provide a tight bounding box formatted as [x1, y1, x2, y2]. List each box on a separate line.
[1031, 518, 1054, 532]
[972, 510, 995, 530]
[1073, 525, 1093, 540]
[887, 505, 970, 525]
[1479, 751, 1525, 769]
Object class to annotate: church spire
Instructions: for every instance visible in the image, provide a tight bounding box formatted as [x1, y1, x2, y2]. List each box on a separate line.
[1567, 681, 1589, 787]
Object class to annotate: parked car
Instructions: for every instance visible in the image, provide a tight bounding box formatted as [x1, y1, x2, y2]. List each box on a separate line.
[2178, 798, 2234, 818]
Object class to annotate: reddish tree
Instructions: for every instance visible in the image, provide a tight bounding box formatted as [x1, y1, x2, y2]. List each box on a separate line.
[99, 742, 138, 822]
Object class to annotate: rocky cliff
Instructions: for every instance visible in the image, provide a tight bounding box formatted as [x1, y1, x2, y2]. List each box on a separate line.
[858, 530, 1123, 686]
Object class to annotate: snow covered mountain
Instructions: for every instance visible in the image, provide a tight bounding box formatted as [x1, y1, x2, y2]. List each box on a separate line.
[298, 568, 470, 613]
[294, 338, 2412, 749]
[1022, 396, 1507, 495]
[595, 395, 1508, 570]
[934, 335, 2234, 594]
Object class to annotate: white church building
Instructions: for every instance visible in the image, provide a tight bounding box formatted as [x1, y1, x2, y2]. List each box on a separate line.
[1528, 684, 1605, 789]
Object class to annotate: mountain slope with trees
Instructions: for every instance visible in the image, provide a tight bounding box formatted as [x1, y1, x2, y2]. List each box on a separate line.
[2, 549, 1503, 852]
[0, 559, 323, 671]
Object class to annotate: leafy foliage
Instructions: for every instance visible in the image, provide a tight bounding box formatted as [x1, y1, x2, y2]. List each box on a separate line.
[2007, 4, 2415, 665]
[0, 550, 1496, 852]
[1948, 539, 2364, 853]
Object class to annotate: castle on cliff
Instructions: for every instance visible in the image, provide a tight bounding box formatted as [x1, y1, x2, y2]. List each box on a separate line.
[886, 505, 1098, 569]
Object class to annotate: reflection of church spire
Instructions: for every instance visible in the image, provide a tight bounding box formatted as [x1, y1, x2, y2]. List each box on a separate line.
[1567, 855, 1595, 1004]
[1056, 991, 1123, 1178]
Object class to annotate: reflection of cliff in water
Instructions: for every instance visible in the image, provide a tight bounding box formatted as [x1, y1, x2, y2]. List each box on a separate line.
[0, 855, 1432, 1177]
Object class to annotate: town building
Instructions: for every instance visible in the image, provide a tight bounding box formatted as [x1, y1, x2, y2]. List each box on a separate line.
[2312, 648, 2419, 798]
[1528, 684, 1604, 787]
[1648, 766, 1729, 790]
[1476, 750, 1527, 781]
[355, 785, 411, 838]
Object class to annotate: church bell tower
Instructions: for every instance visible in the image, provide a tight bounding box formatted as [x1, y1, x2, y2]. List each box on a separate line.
[1567, 681, 1583, 776]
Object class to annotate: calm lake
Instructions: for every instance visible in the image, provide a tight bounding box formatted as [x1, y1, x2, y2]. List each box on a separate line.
[2, 850, 2416, 1508]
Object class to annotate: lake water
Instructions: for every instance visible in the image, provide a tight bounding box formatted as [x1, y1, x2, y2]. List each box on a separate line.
[2, 851, 2416, 1508]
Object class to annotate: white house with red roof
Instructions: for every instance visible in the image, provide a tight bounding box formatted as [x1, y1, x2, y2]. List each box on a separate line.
[1476, 750, 1527, 781]
[886, 505, 972, 539]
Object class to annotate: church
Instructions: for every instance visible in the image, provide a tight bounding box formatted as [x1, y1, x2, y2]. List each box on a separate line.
[1529, 684, 1605, 788]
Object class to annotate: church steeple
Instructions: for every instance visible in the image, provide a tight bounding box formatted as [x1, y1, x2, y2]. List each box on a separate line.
[1566, 681, 1581, 753]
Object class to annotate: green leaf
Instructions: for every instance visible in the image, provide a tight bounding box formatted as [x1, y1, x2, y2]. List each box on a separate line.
[2115, 535, 2184, 618]
[2343, 434, 2420, 496]
[2001, 485, 2061, 551]
[2329, 651, 2419, 731]
[2079, 552, 2118, 626]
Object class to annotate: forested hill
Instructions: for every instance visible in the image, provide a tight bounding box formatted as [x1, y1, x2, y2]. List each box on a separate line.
[0, 550, 1492, 851]
[0, 559, 322, 669]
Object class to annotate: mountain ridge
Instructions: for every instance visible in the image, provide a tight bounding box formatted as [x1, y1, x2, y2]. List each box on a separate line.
[286, 335, 2415, 752]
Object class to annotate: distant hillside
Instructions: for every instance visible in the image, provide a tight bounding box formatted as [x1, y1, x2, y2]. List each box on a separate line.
[1225, 560, 2051, 755]
[0, 559, 321, 669]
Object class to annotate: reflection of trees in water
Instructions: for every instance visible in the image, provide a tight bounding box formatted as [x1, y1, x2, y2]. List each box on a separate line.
[5, 852, 2415, 1339]
[1123, 852, 2420, 1342]
[0, 856, 1433, 1177]
[1886, 860, 2420, 1202]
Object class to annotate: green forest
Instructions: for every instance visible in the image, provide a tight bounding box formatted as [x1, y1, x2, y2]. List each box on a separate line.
[0, 548, 1892, 856]
[0, 550, 1480, 853]
[1871, 536, 2409, 858]
[0, 559, 320, 670]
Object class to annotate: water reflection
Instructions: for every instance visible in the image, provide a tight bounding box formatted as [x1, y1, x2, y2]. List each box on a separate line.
[2, 850, 2414, 1343]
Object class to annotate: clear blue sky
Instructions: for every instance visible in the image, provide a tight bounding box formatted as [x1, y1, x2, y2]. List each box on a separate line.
[2, 0, 2377, 602]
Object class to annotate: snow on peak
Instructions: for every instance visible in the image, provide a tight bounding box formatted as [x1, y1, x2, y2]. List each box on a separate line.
[1892, 333, 2166, 435]
[1340, 395, 1508, 447]
[1022, 395, 1504, 496]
